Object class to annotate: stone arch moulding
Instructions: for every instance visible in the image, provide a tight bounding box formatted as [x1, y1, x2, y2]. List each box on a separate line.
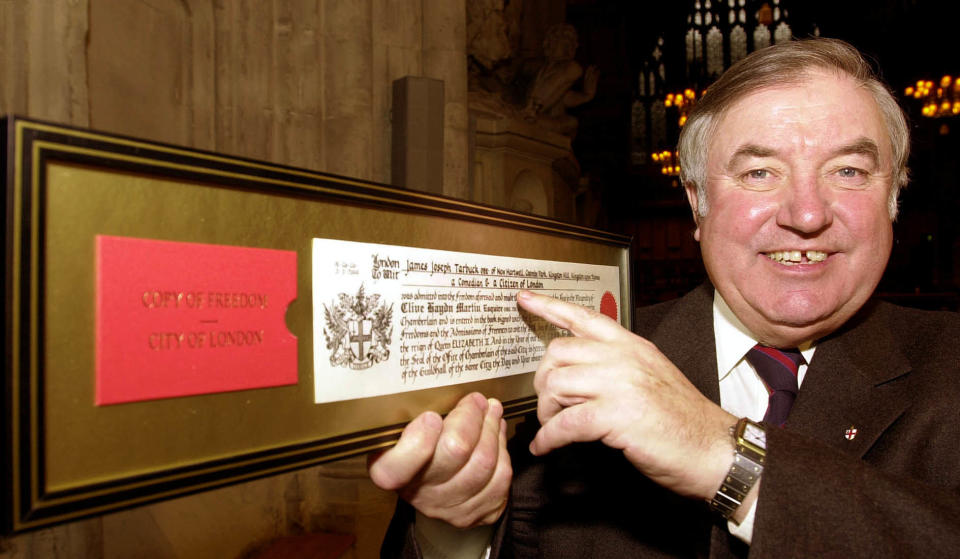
[509, 169, 550, 216]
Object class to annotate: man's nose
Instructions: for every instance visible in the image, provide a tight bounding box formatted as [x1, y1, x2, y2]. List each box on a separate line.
[776, 174, 833, 234]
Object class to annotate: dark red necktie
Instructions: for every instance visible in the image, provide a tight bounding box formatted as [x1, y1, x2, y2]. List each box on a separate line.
[744, 345, 805, 426]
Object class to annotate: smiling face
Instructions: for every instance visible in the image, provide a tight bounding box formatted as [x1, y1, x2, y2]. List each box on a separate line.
[686, 70, 895, 347]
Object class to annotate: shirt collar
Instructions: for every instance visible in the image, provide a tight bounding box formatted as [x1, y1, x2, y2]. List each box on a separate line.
[713, 292, 759, 381]
[712, 291, 816, 381]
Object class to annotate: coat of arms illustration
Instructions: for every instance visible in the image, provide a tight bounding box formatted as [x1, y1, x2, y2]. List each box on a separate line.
[323, 284, 393, 370]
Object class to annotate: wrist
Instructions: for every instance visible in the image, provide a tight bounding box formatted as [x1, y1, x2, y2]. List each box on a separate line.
[699, 412, 739, 500]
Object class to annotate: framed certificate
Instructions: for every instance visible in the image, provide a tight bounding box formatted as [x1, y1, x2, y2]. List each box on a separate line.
[1, 116, 631, 533]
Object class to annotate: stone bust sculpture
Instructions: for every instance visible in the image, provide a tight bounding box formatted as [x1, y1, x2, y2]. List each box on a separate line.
[521, 23, 599, 137]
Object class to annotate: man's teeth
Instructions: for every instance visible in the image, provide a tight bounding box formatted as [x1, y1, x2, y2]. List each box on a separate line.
[766, 250, 828, 265]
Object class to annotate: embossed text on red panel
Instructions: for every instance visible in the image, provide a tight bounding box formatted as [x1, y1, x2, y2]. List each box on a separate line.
[95, 235, 298, 405]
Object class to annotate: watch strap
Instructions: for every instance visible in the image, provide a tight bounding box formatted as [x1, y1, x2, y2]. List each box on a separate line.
[708, 417, 766, 518]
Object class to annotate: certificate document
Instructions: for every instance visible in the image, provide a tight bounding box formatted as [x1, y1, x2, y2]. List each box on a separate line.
[312, 238, 621, 403]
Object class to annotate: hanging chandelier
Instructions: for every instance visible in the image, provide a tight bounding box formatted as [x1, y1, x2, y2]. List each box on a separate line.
[905, 76, 960, 117]
[651, 150, 681, 177]
[656, 89, 701, 177]
[663, 88, 700, 126]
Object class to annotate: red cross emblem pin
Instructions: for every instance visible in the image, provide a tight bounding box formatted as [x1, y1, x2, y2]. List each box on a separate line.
[844, 426, 858, 440]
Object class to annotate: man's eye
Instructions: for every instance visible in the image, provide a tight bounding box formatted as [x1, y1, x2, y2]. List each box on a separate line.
[837, 167, 860, 178]
[745, 169, 769, 179]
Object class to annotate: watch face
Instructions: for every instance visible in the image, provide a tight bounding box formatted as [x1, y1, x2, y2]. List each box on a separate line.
[743, 423, 766, 447]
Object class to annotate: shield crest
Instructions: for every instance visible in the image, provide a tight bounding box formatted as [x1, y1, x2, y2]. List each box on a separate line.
[324, 284, 393, 370]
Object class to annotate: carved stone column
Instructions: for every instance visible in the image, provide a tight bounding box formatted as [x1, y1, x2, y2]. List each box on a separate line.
[422, 0, 469, 200]
[322, 0, 375, 180]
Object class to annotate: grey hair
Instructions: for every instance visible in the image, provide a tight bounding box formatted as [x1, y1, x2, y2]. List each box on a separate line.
[677, 38, 909, 220]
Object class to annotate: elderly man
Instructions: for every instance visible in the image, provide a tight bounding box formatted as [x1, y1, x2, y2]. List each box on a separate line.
[369, 38, 960, 557]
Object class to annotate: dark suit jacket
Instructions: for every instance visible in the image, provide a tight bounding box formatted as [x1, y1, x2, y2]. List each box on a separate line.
[383, 284, 960, 558]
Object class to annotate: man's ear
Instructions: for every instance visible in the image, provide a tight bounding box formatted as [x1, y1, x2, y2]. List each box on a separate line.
[683, 181, 702, 242]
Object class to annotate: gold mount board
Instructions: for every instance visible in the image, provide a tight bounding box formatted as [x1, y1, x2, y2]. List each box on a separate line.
[0, 116, 632, 534]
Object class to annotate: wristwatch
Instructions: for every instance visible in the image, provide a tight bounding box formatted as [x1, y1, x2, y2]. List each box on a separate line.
[708, 417, 767, 518]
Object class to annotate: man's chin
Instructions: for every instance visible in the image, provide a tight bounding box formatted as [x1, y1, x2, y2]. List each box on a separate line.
[721, 287, 864, 345]
[750, 310, 849, 347]
[735, 298, 843, 345]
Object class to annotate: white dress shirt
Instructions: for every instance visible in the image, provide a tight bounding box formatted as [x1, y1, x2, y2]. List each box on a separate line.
[713, 292, 814, 543]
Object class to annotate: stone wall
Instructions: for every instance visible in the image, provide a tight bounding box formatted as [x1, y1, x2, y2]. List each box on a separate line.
[0, 1, 468, 557]
[0, 0, 468, 196]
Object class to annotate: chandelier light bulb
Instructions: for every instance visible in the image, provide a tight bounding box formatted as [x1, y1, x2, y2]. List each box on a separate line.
[906, 75, 960, 118]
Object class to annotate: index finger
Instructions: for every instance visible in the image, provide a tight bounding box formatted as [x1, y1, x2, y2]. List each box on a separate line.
[516, 290, 627, 343]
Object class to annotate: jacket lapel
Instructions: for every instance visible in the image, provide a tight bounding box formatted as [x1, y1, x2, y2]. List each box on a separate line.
[647, 283, 722, 406]
[786, 301, 912, 458]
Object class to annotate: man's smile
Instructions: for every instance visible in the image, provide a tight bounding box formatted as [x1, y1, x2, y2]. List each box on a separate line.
[763, 250, 829, 265]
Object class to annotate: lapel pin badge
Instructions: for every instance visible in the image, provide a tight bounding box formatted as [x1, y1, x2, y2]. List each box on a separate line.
[844, 426, 858, 441]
